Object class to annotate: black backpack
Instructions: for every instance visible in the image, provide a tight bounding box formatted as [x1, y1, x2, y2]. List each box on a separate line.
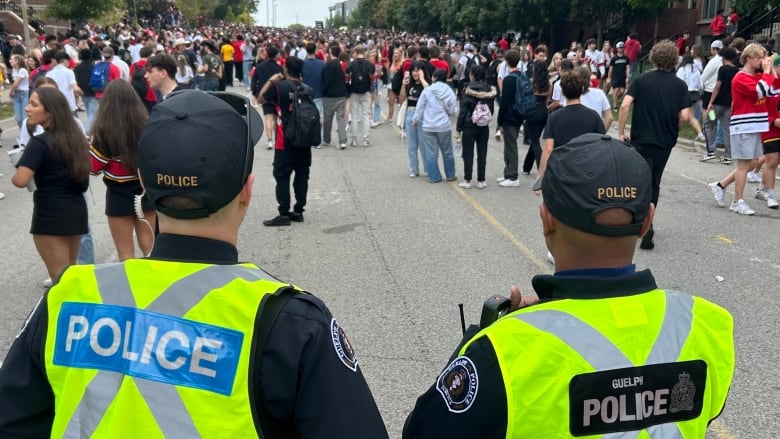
[464, 54, 477, 81]
[348, 59, 371, 94]
[511, 71, 536, 118]
[486, 59, 500, 87]
[131, 62, 149, 100]
[283, 81, 321, 148]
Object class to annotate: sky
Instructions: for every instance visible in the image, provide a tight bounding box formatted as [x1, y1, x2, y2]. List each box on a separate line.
[253, 0, 333, 28]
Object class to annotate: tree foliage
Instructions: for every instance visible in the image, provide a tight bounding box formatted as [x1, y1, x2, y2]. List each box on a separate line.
[45, 0, 121, 23]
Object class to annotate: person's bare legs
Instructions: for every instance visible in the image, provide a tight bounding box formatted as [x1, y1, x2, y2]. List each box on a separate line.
[33, 234, 81, 280]
[108, 216, 138, 261]
[734, 159, 757, 201]
[387, 90, 396, 121]
[763, 153, 778, 190]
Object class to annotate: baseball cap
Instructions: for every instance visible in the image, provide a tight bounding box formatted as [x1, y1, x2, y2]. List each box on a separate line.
[711, 40, 724, 49]
[541, 133, 652, 237]
[616, 42, 625, 48]
[138, 91, 263, 219]
[464, 43, 474, 51]
[566, 51, 578, 59]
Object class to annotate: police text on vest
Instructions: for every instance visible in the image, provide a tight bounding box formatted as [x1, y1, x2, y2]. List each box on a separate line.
[53, 302, 244, 395]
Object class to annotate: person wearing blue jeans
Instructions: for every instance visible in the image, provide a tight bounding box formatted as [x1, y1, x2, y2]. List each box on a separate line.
[82, 95, 99, 134]
[9, 55, 29, 129]
[404, 107, 425, 177]
[412, 68, 458, 182]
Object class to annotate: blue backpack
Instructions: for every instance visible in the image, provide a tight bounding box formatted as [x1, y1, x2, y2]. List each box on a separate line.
[89, 62, 110, 92]
[511, 71, 535, 118]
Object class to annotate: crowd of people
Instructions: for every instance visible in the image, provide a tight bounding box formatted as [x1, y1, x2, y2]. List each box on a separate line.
[0, 16, 755, 437]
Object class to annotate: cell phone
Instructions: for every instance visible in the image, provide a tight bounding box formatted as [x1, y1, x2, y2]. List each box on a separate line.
[404, 71, 410, 78]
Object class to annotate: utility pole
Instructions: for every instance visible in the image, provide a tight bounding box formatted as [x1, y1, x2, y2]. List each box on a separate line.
[266, 0, 270, 26]
[272, 0, 277, 27]
[20, 0, 29, 49]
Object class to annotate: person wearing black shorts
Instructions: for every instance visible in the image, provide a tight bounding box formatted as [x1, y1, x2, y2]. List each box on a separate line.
[251, 45, 283, 150]
[608, 42, 630, 109]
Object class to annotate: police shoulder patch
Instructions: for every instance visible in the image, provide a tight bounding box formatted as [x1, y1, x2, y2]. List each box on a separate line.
[436, 356, 479, 413]
[330, 318, 358, 372]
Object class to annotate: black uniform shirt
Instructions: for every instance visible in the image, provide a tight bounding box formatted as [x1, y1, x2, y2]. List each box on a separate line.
[0, 233, 389, 439]
[402, 268, 660, 439]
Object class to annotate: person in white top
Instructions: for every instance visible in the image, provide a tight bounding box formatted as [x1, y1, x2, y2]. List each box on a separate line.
[584, 39, 605, 79]
[574, 65, 613, 130]
[9, 54, 29, 129]
[676, 54, 705, 140]
[174, 54, 194, 87]
[111, 49, 130, 81]
[45, 51, 81, 112]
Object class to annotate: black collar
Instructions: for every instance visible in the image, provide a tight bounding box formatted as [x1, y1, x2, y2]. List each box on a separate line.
[531, 269, 658, 300]
[148, 233, 239, 265]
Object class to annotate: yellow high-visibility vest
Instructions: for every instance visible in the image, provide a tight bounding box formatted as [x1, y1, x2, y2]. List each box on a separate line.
[458, 289, 734, 438]
[44, 260, 292, 438]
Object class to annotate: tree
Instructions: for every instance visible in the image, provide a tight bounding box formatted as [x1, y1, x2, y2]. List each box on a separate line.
[326, 14, 348, 29]
[178, 0, 220, 24]
[625, 0, 666, 39]
[44, 0, 121, 23]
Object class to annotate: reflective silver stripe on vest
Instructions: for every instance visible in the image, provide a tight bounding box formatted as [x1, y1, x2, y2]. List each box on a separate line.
[94, 264, 136, 308]
[514, 290, 694, 438]
[63, 263, 272, 437]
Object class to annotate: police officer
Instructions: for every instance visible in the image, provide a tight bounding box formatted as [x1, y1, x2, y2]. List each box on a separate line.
[0, 91, 389, 438]
[403, 134, 734, 438]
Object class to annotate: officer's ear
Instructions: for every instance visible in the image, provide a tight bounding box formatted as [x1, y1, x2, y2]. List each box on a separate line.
[539, 202, 556, 237]
[638, 203, 656, 238]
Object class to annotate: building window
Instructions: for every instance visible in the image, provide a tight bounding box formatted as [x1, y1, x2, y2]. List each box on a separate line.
[701, 0, 721, 20]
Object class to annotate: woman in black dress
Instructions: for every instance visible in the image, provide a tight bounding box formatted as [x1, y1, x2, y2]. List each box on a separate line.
[90, 80, 155, 261]
[12, 87, 90, 281]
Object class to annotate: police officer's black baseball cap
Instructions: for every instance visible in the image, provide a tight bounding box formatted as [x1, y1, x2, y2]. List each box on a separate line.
[138, 90, 263, 219]
[541, 133, 652, 237]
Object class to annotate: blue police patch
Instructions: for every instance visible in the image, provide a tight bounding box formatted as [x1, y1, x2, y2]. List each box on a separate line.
[330, 318, 358, 372]
[436, 356, 479, 413]
[53, 302, 243, 396]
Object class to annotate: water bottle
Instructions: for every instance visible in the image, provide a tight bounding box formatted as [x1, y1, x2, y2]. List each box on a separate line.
[708, 110, 716, 121]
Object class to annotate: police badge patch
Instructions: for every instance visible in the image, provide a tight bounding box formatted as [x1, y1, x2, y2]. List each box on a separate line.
[330, 318, 358, 372]
[436, 356, 479, 413]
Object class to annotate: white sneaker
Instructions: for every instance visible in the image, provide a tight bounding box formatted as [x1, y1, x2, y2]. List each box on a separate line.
[370, 121, 380, 128]
[498, 178, 520, 187]
[458, 180, 471, 189]
[546, 251, 555, 265]
[338, 143, 346, 150]
[266, 140, 273, 150]
[495, 131, 502, 141]
[476, 181, 487, 189]
[729, 199, 755, 215]
[696, 132, 706, 141]
[747, 171, 762, 183]
[766, 190, 779, 209]
[708, 182, 725, 207]
[0, 192, 4, 200]
[755, 188, 768, 201]
[496, 176, 506, 183]
[363, 137, 371, 146]
[43, 278, 52, 287]
[350, 138, 357, 147]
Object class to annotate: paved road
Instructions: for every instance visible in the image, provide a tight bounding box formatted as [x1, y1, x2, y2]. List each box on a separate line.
[0, 88, 776, 438]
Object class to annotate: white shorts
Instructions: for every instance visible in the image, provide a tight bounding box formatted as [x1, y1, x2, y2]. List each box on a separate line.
[730, 133, 763, 160]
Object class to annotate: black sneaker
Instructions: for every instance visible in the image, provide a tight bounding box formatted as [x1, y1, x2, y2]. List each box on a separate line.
[719, 158, 733, 165]
[289, 212, 304, 222]
[263, 215, 291, 226]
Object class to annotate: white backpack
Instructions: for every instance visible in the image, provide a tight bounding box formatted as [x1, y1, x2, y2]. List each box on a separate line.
[471, 101, 492, 127]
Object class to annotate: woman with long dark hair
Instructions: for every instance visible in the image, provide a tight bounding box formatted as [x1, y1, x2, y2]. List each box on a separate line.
[90, 80, 155, 261]
[12, 87, 90, 281]
[399, 61, 430, 177]
[522, 60, 551, 174]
